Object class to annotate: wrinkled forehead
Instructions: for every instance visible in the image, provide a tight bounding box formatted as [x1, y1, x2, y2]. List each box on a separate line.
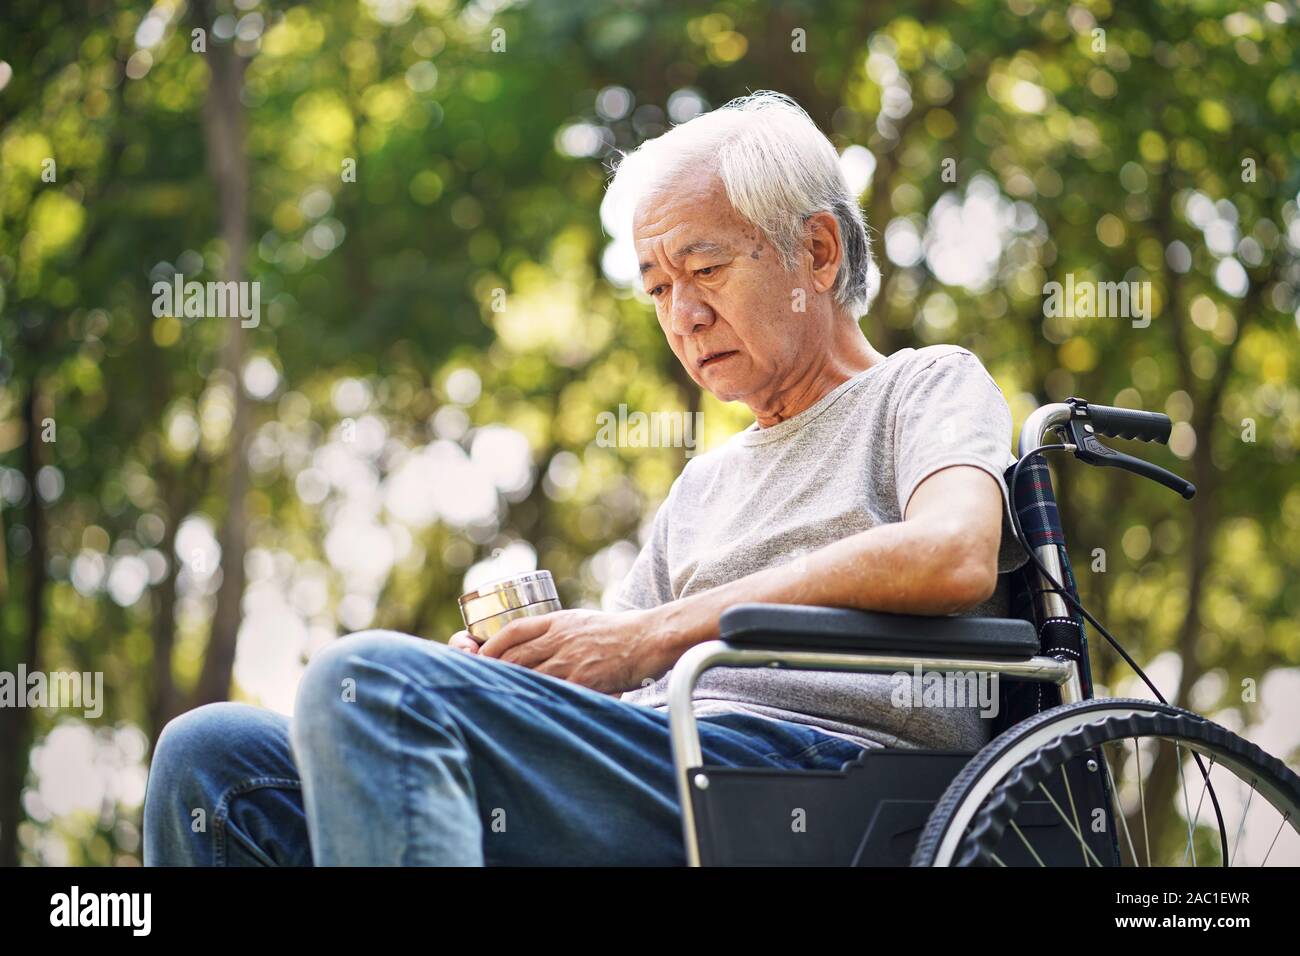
[631, 171, 740, 247]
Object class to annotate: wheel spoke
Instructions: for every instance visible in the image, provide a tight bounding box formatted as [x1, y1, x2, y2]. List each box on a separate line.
[1260, 812, 1289, 867]
[1182, 755, 1215, 866]
[1007, 819, 1046, 867]
[1057, 764, 1087, 866]
[1103, 741, 1140, 867]
[1036, 780, 1105, 867]
[1133, 736, 1151, 867]
[1230, 781, 1256, 867]
[1174, 742, 1198, 867]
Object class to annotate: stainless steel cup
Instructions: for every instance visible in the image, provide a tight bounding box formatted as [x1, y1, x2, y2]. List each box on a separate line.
[457, 570, 562, 643]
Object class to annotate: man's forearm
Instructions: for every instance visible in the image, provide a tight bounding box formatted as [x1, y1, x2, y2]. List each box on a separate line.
[643, 515, 995, 666]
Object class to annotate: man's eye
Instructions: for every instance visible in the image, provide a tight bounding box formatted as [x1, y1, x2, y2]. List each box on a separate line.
[648, 285, 667, 298]
[696, 266, 718, 277]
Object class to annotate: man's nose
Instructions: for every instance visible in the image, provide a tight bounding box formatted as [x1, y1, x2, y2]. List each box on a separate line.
[669, 284, 714, 336]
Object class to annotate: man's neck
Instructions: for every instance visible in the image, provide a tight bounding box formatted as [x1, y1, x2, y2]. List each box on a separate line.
[751, 325, 886, 428]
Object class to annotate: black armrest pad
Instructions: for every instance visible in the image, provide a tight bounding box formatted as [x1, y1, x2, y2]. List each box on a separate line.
[719, 603, 1040, 658]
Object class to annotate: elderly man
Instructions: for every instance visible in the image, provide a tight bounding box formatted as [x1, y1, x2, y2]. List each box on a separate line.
[143, 91, 1023, 866]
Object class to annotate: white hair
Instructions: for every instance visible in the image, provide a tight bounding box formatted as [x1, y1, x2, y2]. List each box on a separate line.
[606, 91, 878, 317]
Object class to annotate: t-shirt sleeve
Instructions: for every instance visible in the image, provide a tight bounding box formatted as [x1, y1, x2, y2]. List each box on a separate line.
[608, 478, 678, 611]
[892, 349, 1028, 574]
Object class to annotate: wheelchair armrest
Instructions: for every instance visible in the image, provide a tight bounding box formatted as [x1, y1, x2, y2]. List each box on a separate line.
[718, 603, 1040, 659]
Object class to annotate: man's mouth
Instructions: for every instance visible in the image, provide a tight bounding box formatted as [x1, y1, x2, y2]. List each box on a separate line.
[698, 350, 738, 369]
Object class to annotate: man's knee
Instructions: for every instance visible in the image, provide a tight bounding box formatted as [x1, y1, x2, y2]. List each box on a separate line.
[147, 702, 271, 829]
[153, 702, 259, 781]
[292, 630, 459, 746]
[145, 702, 295, 865]
[296, 629, 433, 706]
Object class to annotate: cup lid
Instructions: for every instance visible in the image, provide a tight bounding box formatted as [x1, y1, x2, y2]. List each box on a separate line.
[458, 570, 558, 624]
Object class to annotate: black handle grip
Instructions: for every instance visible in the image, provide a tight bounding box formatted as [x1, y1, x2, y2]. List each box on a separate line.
[1083, 403, 1172, 444]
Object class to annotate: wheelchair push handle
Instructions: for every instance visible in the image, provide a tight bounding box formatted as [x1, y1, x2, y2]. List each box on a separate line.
[1073, 400, 1172, 444]
[1063, 397, 1195, 500]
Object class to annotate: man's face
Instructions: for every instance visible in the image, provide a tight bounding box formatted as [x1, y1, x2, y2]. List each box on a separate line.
[632, 171, 827, 407]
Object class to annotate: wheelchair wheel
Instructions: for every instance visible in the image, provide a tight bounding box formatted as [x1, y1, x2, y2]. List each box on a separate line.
[912, 698, 1300, 867]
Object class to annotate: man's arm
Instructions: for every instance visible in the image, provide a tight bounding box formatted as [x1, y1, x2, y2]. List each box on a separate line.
[476, 463, 1004, 693]
[642, 463, 1003, 665]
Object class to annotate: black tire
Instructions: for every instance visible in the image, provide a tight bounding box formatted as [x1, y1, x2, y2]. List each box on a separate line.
[912, 697, 1300, 866]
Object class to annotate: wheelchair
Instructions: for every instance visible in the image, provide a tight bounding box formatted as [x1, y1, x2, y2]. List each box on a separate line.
[668, 397, 1300, 866]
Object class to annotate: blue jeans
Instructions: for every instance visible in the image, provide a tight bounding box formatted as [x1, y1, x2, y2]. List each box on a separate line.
[143, 629, 868, 865]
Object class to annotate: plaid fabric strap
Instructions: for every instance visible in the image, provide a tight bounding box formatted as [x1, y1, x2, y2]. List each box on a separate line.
[1003, 454, 1096, 701]
[1007, 455, 1064, 550]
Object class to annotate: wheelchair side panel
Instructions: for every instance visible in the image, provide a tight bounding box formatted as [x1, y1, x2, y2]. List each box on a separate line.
[689, 751, 971, 866]
[688, 750, 1121, 866]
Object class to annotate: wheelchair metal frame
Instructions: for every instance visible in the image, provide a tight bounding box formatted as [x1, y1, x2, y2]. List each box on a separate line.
[668, 402, 1083, 866]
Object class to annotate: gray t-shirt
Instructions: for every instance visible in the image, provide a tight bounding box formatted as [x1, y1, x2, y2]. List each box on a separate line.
[611, 344, 1028, 752]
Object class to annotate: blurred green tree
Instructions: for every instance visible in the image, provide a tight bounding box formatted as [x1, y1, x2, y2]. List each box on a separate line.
[0, 0, 1296, 865]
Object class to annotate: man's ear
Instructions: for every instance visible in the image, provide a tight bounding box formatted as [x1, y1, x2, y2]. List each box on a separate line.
[804, 211, 843, 295]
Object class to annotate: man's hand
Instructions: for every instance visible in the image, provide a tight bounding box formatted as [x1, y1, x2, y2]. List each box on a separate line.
[474, 608, 668, 695]
[448, 630, 481, 654]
